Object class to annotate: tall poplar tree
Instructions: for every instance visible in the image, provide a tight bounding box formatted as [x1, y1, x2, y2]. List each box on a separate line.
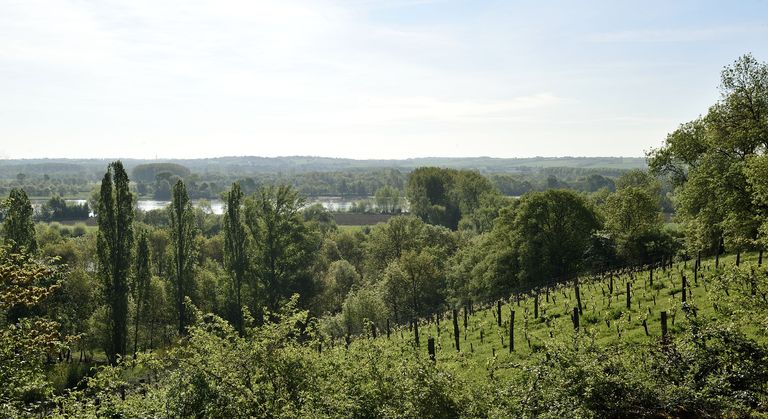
[97, 161, 134, 363]
[2, 188, 37, 254]
[133, 230, 151, 357]
[223, 182, 248, 334]
[169, 180, 196, 336]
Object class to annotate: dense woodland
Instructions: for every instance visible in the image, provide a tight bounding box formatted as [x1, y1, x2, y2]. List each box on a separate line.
[0, 54, 767, 417]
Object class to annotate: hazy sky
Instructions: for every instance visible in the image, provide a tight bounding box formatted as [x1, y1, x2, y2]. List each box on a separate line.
[1, 0, 767, 160]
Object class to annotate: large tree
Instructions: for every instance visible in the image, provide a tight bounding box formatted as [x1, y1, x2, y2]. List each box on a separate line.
[493, 189, 600, 287]
[2, 188, 37, 254]
[602, 170, 669, 265]
[364, 215, 456, 278]
[245, 185, 319, 312]
[169, 179, 197, 336]
[382, 247, 446, 321]
[406, 167, 496, 230]
[649, 54, 768, 255]
[97, 161, 134, 363]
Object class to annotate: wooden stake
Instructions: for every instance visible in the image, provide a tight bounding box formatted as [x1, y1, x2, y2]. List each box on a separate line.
[453, 309, 460, 352]
[509, 310, 515, 353]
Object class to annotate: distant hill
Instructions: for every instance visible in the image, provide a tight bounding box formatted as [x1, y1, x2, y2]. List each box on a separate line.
[0, 156, 646, 179]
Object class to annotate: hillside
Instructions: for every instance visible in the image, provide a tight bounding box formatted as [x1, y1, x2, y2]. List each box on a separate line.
[52, 252, 768, 417]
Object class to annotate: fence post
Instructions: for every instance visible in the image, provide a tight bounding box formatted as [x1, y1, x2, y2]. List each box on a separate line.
[386, 318, 391, 339]
[414, 320, 420, 347]
[661, 311, 668, 342]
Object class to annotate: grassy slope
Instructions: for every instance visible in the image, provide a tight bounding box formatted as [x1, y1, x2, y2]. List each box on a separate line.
[337, 252, 766, 384]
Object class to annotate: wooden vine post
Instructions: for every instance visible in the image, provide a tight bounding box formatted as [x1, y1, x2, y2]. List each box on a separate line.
[453, 309, 460, 352]
[575, 280, 583, 315]
[427, 337, 436, 362]
[626, 282, 631, 309]
[572, 307, 580, 330]
[463, 306, 468, 332]
[681, 274, 687, 304]
[509, 310, 515, 353]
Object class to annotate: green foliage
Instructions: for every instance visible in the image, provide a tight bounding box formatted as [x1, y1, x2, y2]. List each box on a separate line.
[316, 260, 361, 315]
[601, 173, 675, 265]
[245, 185, 320, 312]
[0, 248, 65, 415]
[2, 188, 38, 254]
[339, 282, 389, 335]
[374, 185, 402, 213]
[407, 167, 496, 230]
[56, 296, 474, 418]
[302, 203, 337, 234]
[492, 190, 600, 289]
[38, 196, 90, 221]
[364, 215, 455, 277]
[648, 54, 768, 255]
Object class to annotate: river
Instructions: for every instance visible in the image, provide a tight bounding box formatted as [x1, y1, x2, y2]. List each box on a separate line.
[56, 197, 376, 215]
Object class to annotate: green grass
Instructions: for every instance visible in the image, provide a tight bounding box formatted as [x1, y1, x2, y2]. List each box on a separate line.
[336, 252, 767, 383]
[336, 224, 367, 232]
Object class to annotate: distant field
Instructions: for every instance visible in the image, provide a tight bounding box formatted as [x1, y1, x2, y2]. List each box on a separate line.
[53, 218, 97, 226]
[333, 212, 395, 226]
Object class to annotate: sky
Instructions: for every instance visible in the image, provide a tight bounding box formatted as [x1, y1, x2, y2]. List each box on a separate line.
[0, 0, 767, 160]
